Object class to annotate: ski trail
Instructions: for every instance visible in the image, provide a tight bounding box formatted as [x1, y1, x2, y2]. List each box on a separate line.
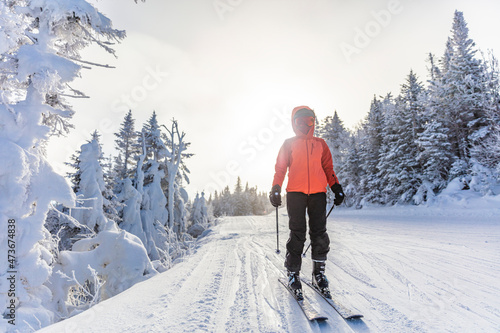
[328, 210, 500, 333]
[41, 214, 355, 332]
[40, 208, 500, 333]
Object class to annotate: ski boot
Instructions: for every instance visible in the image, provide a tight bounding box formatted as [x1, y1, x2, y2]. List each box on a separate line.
[287, 271, 304, 301]
[312, 260, 331, 299]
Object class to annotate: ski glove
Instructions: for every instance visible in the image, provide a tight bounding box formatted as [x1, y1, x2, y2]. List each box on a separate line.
[331, 183, 345, 206]
[269, 185, 282, 207]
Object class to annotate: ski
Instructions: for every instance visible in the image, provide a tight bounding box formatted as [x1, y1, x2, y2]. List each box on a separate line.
[303, 279, 363, 320]
[278, 278, 328, 321]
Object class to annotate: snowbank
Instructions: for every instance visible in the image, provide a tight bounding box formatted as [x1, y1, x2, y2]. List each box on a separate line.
[49, 230, 156, 318]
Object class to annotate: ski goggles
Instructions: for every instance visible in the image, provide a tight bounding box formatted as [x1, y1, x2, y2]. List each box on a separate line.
[294, 116, 315, 127]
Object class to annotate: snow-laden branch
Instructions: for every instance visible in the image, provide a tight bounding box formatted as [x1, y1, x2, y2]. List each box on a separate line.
[160, 120, 189, 232]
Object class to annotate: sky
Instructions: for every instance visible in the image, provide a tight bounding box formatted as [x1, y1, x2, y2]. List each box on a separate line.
[47, 0, 500, 200]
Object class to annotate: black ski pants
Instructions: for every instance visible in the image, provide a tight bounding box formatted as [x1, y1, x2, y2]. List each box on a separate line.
[285, 192, 330, 273]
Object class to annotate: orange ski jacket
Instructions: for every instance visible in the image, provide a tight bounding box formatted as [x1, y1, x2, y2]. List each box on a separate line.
[272, 106, 339, 194]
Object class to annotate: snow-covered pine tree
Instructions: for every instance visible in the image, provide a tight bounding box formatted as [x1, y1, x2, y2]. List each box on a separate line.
[416, 53, 454, 199]
[190, 192, 210, 227]
[114, 110, 140, 181]
[221, 186, 234, 216]
[374, 94, 398, 204]
[471, 54, 500, 166]
[116, 177, 146, 242]
[137, 113, 170, 263]
[66, 146, 83, 193]
[378, 71, 425, 203]
[358, 96, 385, 204]
[440, 11, 491, 177]
[342, 133, 363, 207]
[232, 176, 246, 216]
[468, 54, 500, 194]
[246, 184, 261, 215]
[0, 2, 124, 330]
[101, 152, 122, 225]
[211, 190, 221, 217]
[112, 111, 144, 239]
[90, 131, 121, 224]
[173, 183, 189, 235]
[71, 137, 115, 233]
[66, 131, 121, 227]
[318, 111, 350, 180]
[243, 182, 256, 216]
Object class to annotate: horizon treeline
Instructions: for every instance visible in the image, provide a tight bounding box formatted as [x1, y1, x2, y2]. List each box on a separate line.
[208, 176, 274, 217]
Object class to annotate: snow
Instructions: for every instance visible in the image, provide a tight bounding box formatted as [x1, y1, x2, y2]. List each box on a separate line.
[39, 194, 500, 333]
[0, 139, 76, 332]
[49, 229, 156, 315]
[16, 45, 80, 85]
[71, 139, 112, 232]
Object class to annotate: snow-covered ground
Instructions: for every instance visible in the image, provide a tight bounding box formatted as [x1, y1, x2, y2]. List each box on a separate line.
[40, 197, 500, 333]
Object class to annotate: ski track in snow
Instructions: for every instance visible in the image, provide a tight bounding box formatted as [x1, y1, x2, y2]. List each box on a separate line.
[329, 209, 500, 333]
[39, 208, 500, 333]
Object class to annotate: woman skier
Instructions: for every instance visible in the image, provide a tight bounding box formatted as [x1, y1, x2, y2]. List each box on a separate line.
[269, 105, 344, 300]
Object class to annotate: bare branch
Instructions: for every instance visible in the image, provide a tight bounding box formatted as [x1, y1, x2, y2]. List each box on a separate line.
[59, 93, 90, 99]
[57, 53, 116, 68]
[65, 83, 90, 98]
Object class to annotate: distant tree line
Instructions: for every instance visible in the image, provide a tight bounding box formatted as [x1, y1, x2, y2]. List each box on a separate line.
[209, 177, 274, 217]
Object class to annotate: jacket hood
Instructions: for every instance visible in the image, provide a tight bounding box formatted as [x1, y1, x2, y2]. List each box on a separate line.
[291, 106, 316, 138]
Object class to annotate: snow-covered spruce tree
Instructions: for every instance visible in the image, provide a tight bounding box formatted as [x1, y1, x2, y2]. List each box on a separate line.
[342, 133, 363, 207]
[116, 177, 147, 250]
[471, 55, 500, 158]
[468, 54, 500, 194]
[101, 152, 122, 224]
[65, 145, 82, 193]
[114, 110, 140, 181]
[137, 113, 170, 264]
[252, 187, 273, 215]
[318, 111, 350, 182]
[358, 96, 386, 204]
[232, 176, 246, 216]
[71, 137, 112, 233]
[439, 11, 491, 178]
[374, 94, 398, 204]
[187, 192, 209, 237]
[0, 2, 124, 330]
[173, 183, 190, 236]
[246, 184, 262, 215]
[416, 53, 453, 200]
[398, 71, 426, 201]
[377, 71, 426, 204]
[68, 131, 121, 226]
[220, 186, 234, 216]
[112, 110, 146, 242]
[243, 182, 256, 216]
[211, 190, 224, 217]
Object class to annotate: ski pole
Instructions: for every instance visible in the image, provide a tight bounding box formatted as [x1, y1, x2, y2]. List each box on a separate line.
[275, 206, 281, 254]
[302, 204, 335, 257]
